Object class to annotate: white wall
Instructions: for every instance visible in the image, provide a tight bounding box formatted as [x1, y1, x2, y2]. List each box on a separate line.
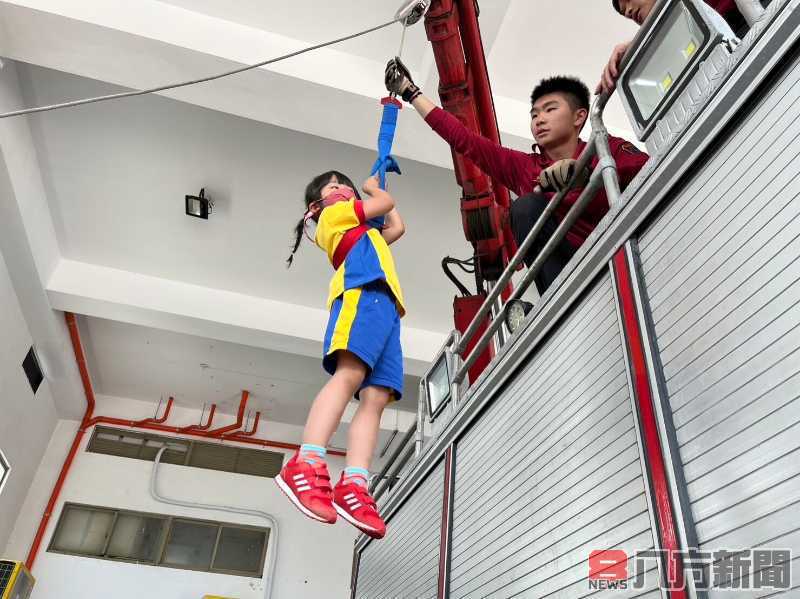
[0, 57, 93, 560]
[0, 59, 86, 419]
[0, 251, 59, 556]
[8, 395, 359, 599]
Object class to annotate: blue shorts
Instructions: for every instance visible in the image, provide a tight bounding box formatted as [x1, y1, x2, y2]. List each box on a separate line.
[323, 282, 403, 400]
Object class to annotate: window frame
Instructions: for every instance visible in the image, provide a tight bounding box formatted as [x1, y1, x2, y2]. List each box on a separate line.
[212, 525, 271, 577]
[47, 504, 118, 557]
[87, 426, 283, 478]
[104, 510, 170, 564]
[47, 503, 269, 578]
[159, 517, 221, 573]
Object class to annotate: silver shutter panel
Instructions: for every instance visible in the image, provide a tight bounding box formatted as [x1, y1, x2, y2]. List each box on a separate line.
[449, 274, 658, 598]
[356, 459, 444, 599]
[638, 50, 800, 597]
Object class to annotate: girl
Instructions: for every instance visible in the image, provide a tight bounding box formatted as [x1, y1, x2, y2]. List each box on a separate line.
[278, 170, 406, 539]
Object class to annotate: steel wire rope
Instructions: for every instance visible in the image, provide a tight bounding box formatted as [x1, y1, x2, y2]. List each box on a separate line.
[0, 17, 400, 119]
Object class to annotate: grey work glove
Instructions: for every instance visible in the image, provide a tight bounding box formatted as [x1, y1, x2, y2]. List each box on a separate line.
[385, 57, 422, 103]
[538, 159, 590, 193]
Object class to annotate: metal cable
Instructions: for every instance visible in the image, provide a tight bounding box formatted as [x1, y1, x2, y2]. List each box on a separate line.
[0, 18, 398, 119]
[442, 256, 475, 297]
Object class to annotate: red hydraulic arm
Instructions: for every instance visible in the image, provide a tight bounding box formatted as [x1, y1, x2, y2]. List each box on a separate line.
[424, 0, 515, 381]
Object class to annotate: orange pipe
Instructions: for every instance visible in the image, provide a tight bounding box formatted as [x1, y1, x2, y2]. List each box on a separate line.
[132, 396, 173, 425]
[65, 312, 96, 420]
[26, 314, 345, 571]
[205, 390, 249, 436]
[86, 416, 344, 455]
[86, 416, 343, 454]
[224, 411, 260, 439]
[178, 403, 217, 432]
[26, 313, 95, 570]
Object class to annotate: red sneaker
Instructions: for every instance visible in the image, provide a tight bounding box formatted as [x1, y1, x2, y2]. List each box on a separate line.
[333, 475, 386, 539]
[275, 453, 336, 524]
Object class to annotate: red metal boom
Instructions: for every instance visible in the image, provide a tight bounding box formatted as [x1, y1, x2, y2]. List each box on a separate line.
[424, 0, 515, 380]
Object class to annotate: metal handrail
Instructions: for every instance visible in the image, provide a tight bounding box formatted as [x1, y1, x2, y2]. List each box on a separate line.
[368, 330, 462, 503]
[416, 379, 427, 457]
[734, 0, 766, 26]
[453, 93, 622, 386]
[369, 421, 418, 496]
[372, 442, 417, 503]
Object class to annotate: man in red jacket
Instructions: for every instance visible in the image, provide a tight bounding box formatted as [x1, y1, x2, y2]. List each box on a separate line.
[386, 63, 648, 293]
[597, 0, 744, 94]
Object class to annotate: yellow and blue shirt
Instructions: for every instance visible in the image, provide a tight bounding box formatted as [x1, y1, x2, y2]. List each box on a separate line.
[315, 198, 405, 316]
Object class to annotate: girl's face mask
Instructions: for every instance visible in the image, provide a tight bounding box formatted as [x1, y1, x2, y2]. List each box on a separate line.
[302, 185, 356, 242]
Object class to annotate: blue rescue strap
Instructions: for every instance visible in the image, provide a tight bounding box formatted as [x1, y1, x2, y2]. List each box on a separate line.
[370, 97, 403, 191]
[367, 96, 403, 229]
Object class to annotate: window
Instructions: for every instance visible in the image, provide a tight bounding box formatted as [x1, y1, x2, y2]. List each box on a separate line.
[105, 513, 167, 562]
[214, 526, 269, 575]
[87, 427, 283, 478]
[0, 450, 9, 496]
[49, 504, 269, 577]
[162, 520, 217, 570]
[50, 506, 117, 556]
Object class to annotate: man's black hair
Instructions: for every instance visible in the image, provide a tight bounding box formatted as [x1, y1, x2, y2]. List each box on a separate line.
[612, 0, 622, 13]
[530, 76, 591, 112]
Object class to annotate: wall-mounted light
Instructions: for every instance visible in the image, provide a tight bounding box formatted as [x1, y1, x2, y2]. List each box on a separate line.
[185, 188, 213, 219]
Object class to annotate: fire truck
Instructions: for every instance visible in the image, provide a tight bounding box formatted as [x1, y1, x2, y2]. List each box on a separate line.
[353, 0, 800, 597]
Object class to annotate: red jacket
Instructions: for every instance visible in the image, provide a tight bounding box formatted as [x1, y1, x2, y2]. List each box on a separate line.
[425, 107, 649, 248]
[707, 0, 747, 32]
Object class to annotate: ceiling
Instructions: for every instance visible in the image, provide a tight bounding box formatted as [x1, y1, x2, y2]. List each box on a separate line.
[157, 0, 439, 68]
[79, 316, 421, 424]
[0, 0, 642, 429]
[19, 63, 467, 336]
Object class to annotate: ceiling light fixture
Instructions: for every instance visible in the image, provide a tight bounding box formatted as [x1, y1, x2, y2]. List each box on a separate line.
[185, 188, 213, 220]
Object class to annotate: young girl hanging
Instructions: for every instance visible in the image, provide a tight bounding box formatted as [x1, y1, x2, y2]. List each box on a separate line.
[278, 98, 406, 538]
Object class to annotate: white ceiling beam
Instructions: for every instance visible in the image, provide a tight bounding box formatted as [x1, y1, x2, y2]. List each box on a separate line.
[0, 0, 455, 167]
[0, 0, 543, 167]
[46, 259, 444, 377]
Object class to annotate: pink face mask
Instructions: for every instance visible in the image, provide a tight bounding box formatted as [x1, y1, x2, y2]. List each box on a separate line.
[322, 186, 355, 206]
[302, 186, 356, 242]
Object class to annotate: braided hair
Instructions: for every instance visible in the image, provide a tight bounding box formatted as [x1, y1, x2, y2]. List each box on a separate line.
[286, 170, 361, 267]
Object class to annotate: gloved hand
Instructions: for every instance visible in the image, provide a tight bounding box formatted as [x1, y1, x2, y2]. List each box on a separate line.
[538, 159, 590, 193]
[385, 57, 422, 103]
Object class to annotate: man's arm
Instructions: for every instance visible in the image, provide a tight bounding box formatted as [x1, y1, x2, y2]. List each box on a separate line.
[387, 58, 533, 195]
[410, 94, 436, 119]
[596, 41, 632, 95]
[416, 96, 533, 195]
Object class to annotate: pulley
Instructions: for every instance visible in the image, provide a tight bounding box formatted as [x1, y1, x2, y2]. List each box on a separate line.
[394, 0, 431, 26]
